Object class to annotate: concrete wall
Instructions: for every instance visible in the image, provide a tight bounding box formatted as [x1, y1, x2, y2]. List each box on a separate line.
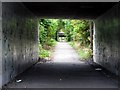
[0, 1, 2, 89]
[94, 3, 120, 76]
[2, 2, 39, 86]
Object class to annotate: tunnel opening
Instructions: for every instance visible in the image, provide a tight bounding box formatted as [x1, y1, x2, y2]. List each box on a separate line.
[1, 2, 119, 89]
[38, 19, 94, 63]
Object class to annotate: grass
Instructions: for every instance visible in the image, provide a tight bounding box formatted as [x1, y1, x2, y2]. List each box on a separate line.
[39, 48, 50, 58]
[39, 39, 92, 60]
[39, 39, 57, 59]
[69, 41, 92, 60]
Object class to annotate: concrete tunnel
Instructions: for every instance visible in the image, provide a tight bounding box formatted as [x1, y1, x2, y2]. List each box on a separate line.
[0, 1, 120, 88]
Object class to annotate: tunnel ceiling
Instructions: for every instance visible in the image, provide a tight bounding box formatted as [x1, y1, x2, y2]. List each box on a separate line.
[23, 2, 118, 19]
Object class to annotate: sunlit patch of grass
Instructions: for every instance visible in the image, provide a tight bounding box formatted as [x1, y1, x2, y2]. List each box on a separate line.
[39, 49, 50, 58]
[78, 47, 92, 60]
[39, 39, 57, 59]
[69, 42, 92, 60]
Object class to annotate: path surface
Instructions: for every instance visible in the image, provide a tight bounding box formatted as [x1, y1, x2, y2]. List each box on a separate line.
[5, 42, 118, 89]
[52, 42, 83, 63]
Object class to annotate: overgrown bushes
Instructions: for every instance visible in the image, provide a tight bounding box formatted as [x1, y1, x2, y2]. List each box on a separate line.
[39, 19, 92, 60]
[39, 19, 57, 58]
[69, 42, 92, 60]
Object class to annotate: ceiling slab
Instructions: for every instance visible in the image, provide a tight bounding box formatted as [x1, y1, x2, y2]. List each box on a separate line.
[23, 2, 118, 19]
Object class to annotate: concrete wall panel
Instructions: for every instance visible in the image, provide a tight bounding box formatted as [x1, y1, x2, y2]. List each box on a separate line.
[94, 3, 120, 76]
[2, 2, 39, 85]
[0, 1, 2, 89]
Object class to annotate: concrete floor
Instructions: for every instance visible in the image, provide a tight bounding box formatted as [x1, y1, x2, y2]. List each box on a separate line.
[4, 42, 118, 89]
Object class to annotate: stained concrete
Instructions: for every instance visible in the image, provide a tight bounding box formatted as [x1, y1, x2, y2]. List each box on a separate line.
[3, 42, 118, 88]
[0, 2, 119, 89]
[94, 3, 120, 76]
[0, 1, 2, 89]
[2, 2, 39, 86]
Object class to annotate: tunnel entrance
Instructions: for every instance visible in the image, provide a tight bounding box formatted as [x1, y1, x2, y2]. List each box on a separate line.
[1, 2, 119, 89]
[38, 19, 93, 63]
[4, 18, 119, 88]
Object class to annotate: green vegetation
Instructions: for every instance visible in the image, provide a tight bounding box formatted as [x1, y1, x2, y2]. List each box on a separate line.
[39, 44, 50, 58]
[69, 42, 92, 60]
[39, 19, 57, 59]
[39, 19, 92, 60]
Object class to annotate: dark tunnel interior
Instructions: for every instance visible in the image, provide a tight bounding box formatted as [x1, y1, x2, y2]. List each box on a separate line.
[22, 2, 118, 19]
[1, 2, 120, 88]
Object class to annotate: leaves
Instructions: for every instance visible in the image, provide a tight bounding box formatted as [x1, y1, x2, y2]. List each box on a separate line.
[39, 19, 91, 58]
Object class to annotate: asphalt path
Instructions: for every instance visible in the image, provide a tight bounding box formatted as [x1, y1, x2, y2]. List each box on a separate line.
[4, 42, 118, 89]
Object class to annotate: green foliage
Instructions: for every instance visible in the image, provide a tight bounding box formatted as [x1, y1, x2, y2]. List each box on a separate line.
[39, 44, 50, 58]
[47, 39, 56, 46]
[78, 48, 92, 60]
[39, 19, 92, 59]
[69, 42, 92, 60]
[62, 20, 90, 45]
[39, 19, 58, 58]
[39, 19, 58, 45]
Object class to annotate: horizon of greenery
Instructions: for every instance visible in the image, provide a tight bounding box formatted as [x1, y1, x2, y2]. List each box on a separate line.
[39, 19, 92, 60]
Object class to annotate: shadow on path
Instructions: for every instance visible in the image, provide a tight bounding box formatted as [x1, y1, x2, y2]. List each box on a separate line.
[4, 42, 118, 88]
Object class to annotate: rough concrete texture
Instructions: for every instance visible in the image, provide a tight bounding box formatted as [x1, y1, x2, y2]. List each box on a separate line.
[0, 1, 2, 89]
[2, 2, 39, 86]
[4, 42, 118, 88]
[94, 3, 120, 76]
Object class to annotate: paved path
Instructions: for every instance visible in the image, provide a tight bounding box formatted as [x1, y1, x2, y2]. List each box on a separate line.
[5, 42, 118, 89]
[52, 42, 83, 63]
